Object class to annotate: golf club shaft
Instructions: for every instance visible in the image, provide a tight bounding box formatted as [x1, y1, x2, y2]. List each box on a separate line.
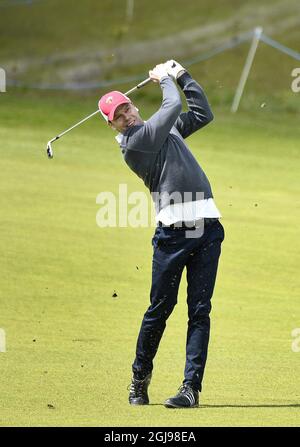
[47, 77, 151, 154]
[125, 77, 151, 95]
[52, 109, 100, 142]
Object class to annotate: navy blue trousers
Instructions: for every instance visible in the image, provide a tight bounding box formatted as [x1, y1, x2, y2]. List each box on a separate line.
[132, 219, 225, 392]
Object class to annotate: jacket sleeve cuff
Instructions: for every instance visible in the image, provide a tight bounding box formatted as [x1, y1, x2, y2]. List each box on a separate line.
[159, 75, 171, 84]
[176, 71, 192, 88]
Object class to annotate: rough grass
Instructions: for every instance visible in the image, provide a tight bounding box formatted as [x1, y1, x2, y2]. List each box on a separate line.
[0, 0, 299, 108]
[0, 0, 276, 58]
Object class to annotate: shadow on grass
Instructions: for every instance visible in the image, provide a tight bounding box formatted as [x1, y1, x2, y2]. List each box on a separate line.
[146, 403, 300, 408]
[200, 404, 300, 409]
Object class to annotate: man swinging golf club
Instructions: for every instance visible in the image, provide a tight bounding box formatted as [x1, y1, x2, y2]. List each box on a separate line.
[98, 60, 225, 408]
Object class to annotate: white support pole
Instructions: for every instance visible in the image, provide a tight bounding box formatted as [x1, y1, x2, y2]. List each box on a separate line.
[0, 328, 6, 352]
[0, 67, 6, 92]
[231, 27, 263, 113]
[126, 0, 134, 23]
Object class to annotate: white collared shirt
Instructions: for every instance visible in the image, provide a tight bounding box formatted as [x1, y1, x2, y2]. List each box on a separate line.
[156, 199, 221, 225]
[115, 133, 123, 144]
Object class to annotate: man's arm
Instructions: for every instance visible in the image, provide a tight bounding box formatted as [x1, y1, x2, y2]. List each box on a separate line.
[165, 61, 213, 139]
[174, 71, 214, 139]
[142, 77, 182, 147]
[126, 65, 182, 152]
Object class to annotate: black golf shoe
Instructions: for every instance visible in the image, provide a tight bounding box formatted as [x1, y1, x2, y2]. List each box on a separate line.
[128, 373, 152, 405]
[164, 383, 199, 408]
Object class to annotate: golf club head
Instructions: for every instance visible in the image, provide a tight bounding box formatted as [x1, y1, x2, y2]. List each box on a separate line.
[47, 141, 53, 158]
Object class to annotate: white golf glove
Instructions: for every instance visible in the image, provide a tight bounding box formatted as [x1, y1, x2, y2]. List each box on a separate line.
[149, 63, 169, 82]
[165, 60, 186, 80]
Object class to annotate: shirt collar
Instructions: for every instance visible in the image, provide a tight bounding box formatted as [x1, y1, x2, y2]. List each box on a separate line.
[115, 133, 123, 144]
[115, 121, 146, 145]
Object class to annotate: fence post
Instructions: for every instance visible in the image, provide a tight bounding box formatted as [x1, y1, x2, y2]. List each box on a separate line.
[126, 0, 134, 23]
[0, 68, 6, 92]
[0, 329, 6, 352]
[231, 27, 263, 113]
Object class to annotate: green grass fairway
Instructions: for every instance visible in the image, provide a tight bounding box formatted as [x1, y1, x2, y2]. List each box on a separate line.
[0, 90, 299, 426]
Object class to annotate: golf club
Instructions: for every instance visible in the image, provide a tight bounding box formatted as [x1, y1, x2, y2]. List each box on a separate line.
[46, 77, 152, 159]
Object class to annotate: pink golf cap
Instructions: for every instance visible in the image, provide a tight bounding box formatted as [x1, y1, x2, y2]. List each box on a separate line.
[98, 91, 131, 121]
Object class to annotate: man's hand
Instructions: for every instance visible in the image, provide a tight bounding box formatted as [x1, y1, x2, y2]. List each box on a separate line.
[149, 64, 169, 83]
[165, 60, 186, 80]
